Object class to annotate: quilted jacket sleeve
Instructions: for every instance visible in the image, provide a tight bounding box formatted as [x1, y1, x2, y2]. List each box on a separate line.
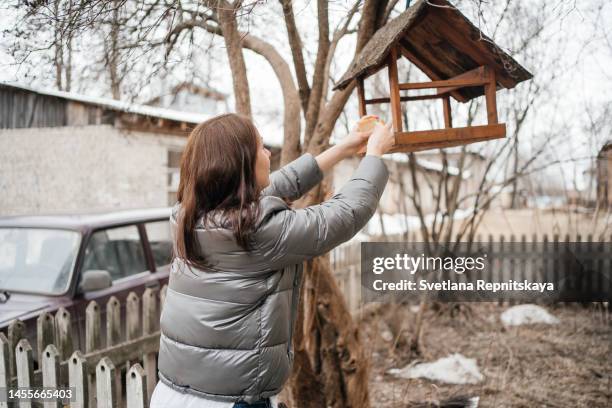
[254, 155, 388, 270]
[260, 153, 324, 200]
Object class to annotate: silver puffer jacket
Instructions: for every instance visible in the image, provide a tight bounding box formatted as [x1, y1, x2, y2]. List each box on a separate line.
[157, 153, 388, 403]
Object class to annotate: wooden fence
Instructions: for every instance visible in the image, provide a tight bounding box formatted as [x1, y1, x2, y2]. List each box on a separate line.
[331, 234, 612, 314]
[0, 285, 167, 408]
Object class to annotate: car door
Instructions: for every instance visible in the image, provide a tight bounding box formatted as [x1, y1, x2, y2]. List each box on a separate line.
[74, 223, 155, 349]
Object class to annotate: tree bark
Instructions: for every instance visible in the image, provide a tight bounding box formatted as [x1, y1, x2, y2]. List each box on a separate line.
[215, 0, 252, 117]
[108, 0, 121, 99]
[303, 0, 330, 147]
[279, 0, 311, 116]
[239, 34, 302, 165]
[53, 0, 63, 91]
[65, 35, 72, 92]
[289, 226, 370, 408]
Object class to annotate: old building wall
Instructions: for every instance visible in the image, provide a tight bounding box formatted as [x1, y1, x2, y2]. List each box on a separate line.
[0, 125, 187, 215]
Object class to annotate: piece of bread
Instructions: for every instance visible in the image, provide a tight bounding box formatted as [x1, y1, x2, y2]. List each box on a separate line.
[356, 115, 380, 133]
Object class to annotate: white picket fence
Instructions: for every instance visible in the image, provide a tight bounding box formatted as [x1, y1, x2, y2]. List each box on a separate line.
[0, 285, 167, 408]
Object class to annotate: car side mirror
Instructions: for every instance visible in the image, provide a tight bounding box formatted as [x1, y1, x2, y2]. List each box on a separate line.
[78, 270, 112, 293]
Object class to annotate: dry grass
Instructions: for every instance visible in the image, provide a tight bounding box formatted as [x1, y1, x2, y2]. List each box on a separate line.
[359, 302, 611, 407]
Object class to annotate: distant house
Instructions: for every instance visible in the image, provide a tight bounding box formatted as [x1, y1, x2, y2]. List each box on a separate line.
[0, 82, 280, 215]
[145, 81, 229, 115]
[597, 141, 612, 208]
[413, 150, 488, 202]
[333, 151, 482, 216]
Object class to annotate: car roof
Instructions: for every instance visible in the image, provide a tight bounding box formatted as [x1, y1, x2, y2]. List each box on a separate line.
[0, 207, 172, 232]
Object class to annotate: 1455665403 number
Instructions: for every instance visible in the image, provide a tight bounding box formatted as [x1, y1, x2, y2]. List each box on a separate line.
[2, 387, 75, 402]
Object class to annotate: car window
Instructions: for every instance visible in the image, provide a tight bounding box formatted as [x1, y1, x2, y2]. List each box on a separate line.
[145, 220, 173, 268]
[0, 228, 80, 295]
[82, 225, 148, 281]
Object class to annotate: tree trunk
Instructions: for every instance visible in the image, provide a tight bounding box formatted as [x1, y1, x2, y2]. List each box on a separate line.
[53, 0, 63, 90]
[279, 0, 311, 116]
[65, 35, 72, 92]
[286, 2, 389, 405]
[239, 34, 302, 165]
[107, 0, 121, 99]
[216, 1, 252, 118]
[303, 0, 330, 147]
[289, 184, 370, 408]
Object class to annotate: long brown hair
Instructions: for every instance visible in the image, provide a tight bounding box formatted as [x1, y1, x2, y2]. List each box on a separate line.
[175, 113, 262, 271]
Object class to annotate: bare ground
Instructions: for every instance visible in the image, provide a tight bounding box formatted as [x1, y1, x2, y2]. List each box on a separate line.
[359, 303, 611, 407]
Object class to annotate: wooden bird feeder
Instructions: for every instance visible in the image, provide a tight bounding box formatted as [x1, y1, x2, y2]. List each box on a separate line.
[333, 0, 533, 154]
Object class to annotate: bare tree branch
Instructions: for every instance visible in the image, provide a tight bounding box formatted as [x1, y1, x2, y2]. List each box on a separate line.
[279, 0, 311, 115]
[303, 0, 330, 147]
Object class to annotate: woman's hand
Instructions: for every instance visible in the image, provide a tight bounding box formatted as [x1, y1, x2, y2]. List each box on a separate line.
[339, 122, 374, 157]
[315, 117, 393, 173]
[366, 121, 395, 157]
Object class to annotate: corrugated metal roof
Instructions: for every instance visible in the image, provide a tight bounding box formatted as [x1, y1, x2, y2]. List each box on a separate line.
[0, 81, 212, 124]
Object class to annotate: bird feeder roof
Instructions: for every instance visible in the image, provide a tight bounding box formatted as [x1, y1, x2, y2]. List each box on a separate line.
[333, 0, 533, 101]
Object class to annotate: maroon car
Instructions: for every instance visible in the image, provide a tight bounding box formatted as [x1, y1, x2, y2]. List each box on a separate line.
[0, 207, 173, 362]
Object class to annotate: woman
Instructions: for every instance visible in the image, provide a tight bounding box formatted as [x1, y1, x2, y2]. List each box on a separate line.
[151, 113, 394, 408]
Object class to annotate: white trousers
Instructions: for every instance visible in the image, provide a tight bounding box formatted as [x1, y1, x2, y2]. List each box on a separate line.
[150, 380, 280, 408]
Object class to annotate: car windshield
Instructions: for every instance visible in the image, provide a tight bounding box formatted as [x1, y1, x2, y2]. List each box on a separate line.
[0, 228, 81, 295]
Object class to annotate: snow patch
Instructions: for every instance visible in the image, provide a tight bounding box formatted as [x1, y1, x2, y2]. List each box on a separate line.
[388, 353, 484, 384]
[500, 304, 560, 326]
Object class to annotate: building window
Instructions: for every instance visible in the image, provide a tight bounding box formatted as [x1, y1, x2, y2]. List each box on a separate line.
[167, 149, 183, 206]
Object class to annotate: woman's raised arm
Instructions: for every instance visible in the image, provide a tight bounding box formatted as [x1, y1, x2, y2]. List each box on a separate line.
[254, 120, 394, 268]
[253, 154, 388, 270]
[259, 153, 324, 200]
[259, 119, 390, 200]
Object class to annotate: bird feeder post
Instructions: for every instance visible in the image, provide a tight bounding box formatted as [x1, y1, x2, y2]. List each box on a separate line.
[442, 96, 452, 128]
[484, 66, 498, 125]
[387, 45, 403, 134]
[357, 77, 367, 117]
